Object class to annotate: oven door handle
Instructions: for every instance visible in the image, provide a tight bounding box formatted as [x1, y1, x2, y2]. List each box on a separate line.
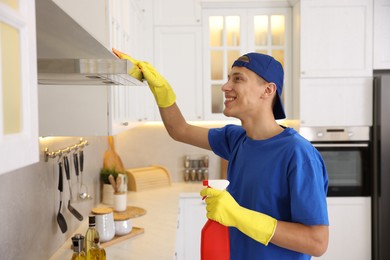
[313, 143, 369, 147]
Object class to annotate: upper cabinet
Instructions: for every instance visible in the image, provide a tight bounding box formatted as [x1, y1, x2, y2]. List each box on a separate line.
[38, 85, 144, 136]
[0, 0, 39, 174]
[373, 0, 390, 70]
[153, 0, 201, 26]
[300, 78, 373, 126]
[52, 0, 145, 57]
[297, 0, 374, 127]
[154, 26, 203, 121]
[148, 0, 203, 121]
[300, 0, 373, 78]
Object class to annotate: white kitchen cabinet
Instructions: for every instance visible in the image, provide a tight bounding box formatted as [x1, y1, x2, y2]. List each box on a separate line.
[0, 0, 39, 174]
[314, 197, 371, 260]
[154, 26, 203, 121]
[127, 84, 157, 122]
[176, 194, 207, 260]
[300, 78, 373, 126]
[52, 0, 145, 57]
[373, 0, 390, 69]
[153, 0, 201, 26]
[300, 0, 373, 77]
[38, 84, 142, 136]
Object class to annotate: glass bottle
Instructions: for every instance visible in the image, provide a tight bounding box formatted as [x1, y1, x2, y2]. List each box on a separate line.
[85, 215, 99, 258]
[71, 234, 86, 260]
[87, 236, 106, 260]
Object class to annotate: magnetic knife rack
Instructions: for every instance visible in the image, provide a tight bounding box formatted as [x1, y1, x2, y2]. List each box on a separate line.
[44, 138, 88, 162]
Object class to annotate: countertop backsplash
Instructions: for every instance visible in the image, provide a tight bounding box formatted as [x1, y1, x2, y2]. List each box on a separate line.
[115, 123, 224, 182]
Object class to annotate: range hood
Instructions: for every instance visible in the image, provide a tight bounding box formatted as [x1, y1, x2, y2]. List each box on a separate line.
[35, 0, 143, 86]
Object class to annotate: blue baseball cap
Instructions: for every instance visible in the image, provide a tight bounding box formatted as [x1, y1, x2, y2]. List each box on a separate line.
[232, 53, 286, 120]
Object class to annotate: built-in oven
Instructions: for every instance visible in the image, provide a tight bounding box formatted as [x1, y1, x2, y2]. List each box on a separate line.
[300, 127, 371, 197]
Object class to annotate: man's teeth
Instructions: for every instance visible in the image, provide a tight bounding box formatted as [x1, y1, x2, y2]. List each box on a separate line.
[225, 97, 235, 101]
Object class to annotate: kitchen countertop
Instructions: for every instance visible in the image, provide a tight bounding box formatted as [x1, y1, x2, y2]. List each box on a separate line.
[50, 183, 202, 260]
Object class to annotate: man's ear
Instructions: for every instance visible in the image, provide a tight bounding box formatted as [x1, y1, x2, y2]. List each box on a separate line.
[264, 82, 277, 96]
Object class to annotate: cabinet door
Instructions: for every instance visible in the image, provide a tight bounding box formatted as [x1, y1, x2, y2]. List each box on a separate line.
[314, 197, 371, 259]
[300, 0, 373, 77]
[300, 78, 373, 126]
[154, 26, 203, 120]
[0, 0, 39, 174]
[153, 0, 201, 26]
[373, 0, 390, 69]
[176, 196, 207, 260]
[110, 85, 144, 135]
[38, 85, 110, 136]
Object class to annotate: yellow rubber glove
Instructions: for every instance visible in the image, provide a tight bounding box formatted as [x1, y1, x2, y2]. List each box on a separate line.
[200, 187, 277, 246]
[112, 48, 176, 108]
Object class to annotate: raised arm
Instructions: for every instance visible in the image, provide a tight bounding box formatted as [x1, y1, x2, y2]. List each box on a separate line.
[112, 48, 210, 150]
[159, 104, 210, 150]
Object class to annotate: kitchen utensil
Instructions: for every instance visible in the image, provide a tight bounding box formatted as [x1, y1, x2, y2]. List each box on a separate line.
[57, 160, 68, 233]
[108, 174, 117, 193]
[64, 155, 83, 221]
[117, 174, 128, 193]
[73, 152, 80, 194]
[103, 136, 125, 173]
[116, 175, 122, 192]
[78, 150, 91, 200]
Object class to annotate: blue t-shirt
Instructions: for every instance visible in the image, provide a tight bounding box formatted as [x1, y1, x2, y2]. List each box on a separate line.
[208, 125, 329, 260]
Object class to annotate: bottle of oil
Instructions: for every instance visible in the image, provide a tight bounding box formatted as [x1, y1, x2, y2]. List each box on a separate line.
[87, 236, 106, 260]
[71, 234, 86, 260]
[84, 215, 99, 258]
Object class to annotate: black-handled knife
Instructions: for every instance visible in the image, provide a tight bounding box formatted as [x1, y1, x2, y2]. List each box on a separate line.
[73, 152, 79, 177]
[58, 161, 63, 192]
[79, 150, 84, 173]
[64, 155, 70, 181]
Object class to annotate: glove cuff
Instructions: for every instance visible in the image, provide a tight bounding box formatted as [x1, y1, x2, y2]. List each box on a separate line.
[236, 207, 277, 246]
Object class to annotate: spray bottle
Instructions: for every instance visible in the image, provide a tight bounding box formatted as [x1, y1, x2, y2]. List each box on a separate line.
[201, 179, 230, 260]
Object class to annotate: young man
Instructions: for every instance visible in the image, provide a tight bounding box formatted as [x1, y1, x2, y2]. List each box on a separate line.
[113, 49, 329, 259]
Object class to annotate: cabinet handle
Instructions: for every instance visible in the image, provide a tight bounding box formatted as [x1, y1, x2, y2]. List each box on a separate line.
[122, 122, 129, 126]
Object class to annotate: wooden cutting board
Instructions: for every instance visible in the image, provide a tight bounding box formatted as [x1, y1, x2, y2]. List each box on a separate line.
[103, 136, 125, 173]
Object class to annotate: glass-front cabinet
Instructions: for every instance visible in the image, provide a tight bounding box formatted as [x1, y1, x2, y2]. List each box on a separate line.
[0, 0, 39, 174]
[202, 8, 292, 120]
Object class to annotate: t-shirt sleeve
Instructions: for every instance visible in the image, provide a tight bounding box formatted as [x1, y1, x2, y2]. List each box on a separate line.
[289, 150, 329, 226]
[208, 125, 244, 161]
